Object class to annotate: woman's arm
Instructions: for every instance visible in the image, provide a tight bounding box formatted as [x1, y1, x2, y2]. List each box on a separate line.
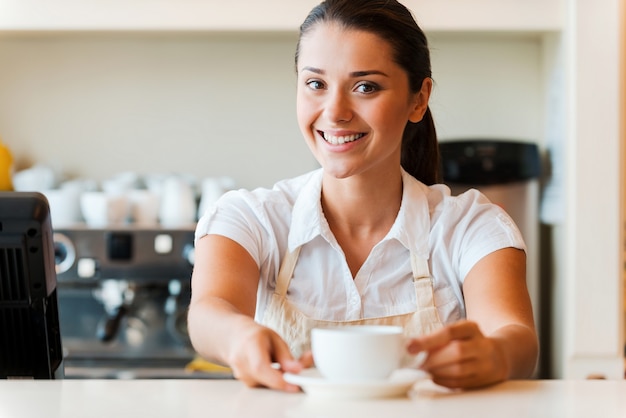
[463, 247, 538, 379]
[407, 247, 538, 388]
[187, 234, 303, 391]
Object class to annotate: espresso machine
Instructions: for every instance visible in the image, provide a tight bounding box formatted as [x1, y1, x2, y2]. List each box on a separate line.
[53, 227, 226, 379]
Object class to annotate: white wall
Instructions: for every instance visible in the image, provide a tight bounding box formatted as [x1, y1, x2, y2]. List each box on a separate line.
[561, 0, 624, 379]
[0, 32, 544, 190]
[0, 33, 313, 190]
[430, 33, 543, 143]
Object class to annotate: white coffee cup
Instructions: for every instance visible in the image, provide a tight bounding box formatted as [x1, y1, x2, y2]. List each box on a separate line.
[311, 325, 422, 381]
[128, 189, 159, 226]
[13, 165, 58, 192]
[159, 176, 197, 228]
[80, 191, 130, 228]
[43, 188, 82, 227]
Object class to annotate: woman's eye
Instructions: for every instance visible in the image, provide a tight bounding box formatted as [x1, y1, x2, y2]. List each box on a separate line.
[306, 80, 325, 90]
[355, 82, 379, 94]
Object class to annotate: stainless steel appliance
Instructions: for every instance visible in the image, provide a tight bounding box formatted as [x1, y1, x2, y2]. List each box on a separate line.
[53, 227, 229, 379]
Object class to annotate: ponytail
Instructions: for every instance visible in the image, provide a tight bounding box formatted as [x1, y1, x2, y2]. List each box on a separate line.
[401, 106, 440, 185]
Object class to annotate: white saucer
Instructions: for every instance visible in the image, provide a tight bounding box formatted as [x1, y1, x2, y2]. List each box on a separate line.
[283, 368, 427, 399]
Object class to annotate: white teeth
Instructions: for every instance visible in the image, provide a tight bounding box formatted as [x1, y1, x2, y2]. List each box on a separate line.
[322, 133, 364, 145]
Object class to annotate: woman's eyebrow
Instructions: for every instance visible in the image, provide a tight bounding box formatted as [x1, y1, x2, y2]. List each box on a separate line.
[301, 67, 388, 78]
[350, 70, 388, 77]
[301, 66, 324, 74]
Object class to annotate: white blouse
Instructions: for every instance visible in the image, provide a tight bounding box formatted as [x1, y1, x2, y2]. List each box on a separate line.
[195, 168, 526, 325]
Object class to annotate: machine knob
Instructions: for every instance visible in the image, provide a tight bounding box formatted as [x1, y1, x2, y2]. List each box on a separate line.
[53, 232, 76, 275]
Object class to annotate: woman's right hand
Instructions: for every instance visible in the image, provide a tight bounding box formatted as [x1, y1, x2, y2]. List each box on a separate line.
[189, 235, 310, 392]
[225, 322, 305, 392]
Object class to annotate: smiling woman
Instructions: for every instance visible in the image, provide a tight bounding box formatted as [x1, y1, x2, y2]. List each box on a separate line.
[295, 23, 433, 184]
[187, 0, 537, 393]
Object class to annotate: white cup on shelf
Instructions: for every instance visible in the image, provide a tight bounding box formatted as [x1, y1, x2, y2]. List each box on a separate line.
[159, 175, 197, 228]
[43, 188, 83, 227]
[128, 189, 160, 226]
[12, 165, 58, 192]
[80, 191, 130, 228]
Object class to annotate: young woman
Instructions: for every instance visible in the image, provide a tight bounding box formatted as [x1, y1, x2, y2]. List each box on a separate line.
[188, 0, 538, 392]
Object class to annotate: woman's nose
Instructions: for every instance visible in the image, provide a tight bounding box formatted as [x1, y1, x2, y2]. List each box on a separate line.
[323, 90, 352, 122]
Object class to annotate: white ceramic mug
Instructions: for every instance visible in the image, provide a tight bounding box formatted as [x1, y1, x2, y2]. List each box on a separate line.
[128, 189, 159, 226]
[311, 325, 423, 381]
[159, 176, 197, 228]
[43, 188, 82, 227]
[80, 191, 130, 228]
[13, 165, 58, 192]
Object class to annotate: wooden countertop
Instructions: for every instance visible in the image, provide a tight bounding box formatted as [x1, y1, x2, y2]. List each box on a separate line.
[0, 378, 624, 418]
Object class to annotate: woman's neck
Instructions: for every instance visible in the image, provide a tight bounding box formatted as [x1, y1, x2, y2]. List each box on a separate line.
[320, 168, 403, 276]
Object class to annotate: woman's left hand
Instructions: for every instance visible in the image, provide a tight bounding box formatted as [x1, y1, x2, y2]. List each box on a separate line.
[406, 320, 509, 389]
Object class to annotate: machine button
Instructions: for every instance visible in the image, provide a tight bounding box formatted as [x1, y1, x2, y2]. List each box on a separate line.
[154, 234, 173, 254]
[107, 232, 133, 260]
[53, 232, 76, 275]
[77, 258, 97, 278]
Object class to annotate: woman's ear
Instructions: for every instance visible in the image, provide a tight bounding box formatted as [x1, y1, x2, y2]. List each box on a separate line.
[408, 78, 433, 123]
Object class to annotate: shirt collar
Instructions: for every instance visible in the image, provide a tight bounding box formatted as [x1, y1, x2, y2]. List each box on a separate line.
[288, 169, 325, 251]
[287, 168, 432, 258]
[389, 169, 432, 259]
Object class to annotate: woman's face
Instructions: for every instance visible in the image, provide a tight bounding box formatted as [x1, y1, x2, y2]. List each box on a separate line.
[296, 22, 431, 180]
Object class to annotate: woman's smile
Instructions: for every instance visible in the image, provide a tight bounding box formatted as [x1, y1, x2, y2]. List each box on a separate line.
[318, 130, 367, 145]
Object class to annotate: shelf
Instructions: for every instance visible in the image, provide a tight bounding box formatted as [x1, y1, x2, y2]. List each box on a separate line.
[0, 0, 563, 33]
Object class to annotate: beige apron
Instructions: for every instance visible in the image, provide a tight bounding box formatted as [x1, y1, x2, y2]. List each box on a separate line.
[262, 245, 444, 359]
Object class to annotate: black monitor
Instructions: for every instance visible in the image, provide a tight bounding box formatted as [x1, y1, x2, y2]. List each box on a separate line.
[0, 192, 64, 379]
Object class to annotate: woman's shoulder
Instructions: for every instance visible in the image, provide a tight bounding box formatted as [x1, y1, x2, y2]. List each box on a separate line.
[425, 183, 497, 217]
[195, 169, 321, 251]
[211, 169, 321, 226]
[223, 169, 320, 208]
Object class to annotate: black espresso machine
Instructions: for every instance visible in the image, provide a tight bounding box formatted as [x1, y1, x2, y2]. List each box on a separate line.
[53, 227, 223, 379]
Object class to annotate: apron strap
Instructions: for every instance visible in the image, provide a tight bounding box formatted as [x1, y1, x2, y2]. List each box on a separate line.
[410, 252, 436, 309]
[275, 246, 301, 297]
[410, 252, 431, 280]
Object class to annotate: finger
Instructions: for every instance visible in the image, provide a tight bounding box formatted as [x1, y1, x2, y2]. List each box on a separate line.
[267, 337, 302, 392]
[428, 358, 497, 390]
[271, 336, 301, 372]
[234, 334, 300, 392]
[422, 340, 478, 373]
[238, 365, 299, 392]
[264, 367, 302, 393]
[243, 358, 300, 393]
[408, 321, 481, 353]
[298, 351, 314, 369]
[420, 336, 503, 387]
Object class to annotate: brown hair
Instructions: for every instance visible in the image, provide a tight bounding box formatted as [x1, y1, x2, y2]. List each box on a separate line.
[296, 0, 440, 185]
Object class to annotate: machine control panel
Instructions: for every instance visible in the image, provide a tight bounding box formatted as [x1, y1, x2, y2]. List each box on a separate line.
[53, 228, 195, 283]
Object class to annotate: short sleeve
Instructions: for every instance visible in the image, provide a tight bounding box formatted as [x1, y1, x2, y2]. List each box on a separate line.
[433, 188, 526, 282]
[194, 190, 268, 268]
